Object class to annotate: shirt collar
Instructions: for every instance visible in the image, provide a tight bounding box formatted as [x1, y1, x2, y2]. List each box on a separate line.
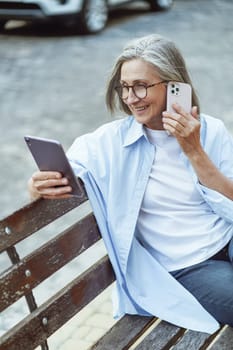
[122, 114, 207, 148]
[122, 117, 147, 147]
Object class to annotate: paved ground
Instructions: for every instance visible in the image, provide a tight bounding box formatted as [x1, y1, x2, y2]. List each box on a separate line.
[0, 0, 233, 349]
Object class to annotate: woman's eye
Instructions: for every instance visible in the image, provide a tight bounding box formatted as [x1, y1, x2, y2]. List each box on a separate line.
[136, 84, 146, 88]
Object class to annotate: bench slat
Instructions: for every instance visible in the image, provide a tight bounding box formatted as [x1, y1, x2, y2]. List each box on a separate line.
[90, 314, 156, 350]
[208, 326, 233, 349]
[0, 213, 101, 312]
[0, 255, 115, 350]
[134, 321, 185, 350]
[0, 195, 87, 253]
[171, 329, 212, 349]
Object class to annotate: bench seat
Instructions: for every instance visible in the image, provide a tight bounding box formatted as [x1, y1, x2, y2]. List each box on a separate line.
[0, 190, 232, 350]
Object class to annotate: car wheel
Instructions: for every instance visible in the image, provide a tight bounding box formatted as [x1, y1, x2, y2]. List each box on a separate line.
[148, 0, 173, 11]
[0, 20, 7, 31]
[79, 0, 108, 34]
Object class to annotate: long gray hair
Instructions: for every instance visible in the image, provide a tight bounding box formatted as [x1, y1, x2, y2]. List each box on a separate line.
[106, 34, 200, 115]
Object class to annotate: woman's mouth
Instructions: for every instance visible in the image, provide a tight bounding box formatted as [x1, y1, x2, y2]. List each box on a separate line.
[134, 105, 149, 112]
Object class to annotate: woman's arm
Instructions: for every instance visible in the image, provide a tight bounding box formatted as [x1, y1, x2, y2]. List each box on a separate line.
[162, 104, 233, 200]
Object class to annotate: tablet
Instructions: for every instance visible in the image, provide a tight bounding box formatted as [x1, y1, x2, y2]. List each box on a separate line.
[24, 135, 84, 197]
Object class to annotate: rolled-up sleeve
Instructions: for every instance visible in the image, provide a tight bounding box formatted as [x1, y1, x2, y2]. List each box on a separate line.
[196, 116, 233, 223]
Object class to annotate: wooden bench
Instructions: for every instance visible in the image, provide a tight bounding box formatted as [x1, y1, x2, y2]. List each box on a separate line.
[0, 183, 233, 350]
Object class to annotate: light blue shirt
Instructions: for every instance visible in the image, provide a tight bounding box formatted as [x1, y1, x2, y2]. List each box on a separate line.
[67, 114, 233, 334]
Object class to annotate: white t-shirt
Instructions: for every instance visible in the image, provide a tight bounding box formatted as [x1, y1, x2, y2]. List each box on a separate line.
[136, 128, 232, 271]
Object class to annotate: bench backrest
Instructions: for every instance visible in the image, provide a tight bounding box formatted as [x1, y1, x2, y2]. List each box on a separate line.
[2, 187, 233, 350]
[0, 185, 115, 350]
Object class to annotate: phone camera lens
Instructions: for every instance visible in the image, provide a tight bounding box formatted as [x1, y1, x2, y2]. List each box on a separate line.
[171, 89, 175, 94]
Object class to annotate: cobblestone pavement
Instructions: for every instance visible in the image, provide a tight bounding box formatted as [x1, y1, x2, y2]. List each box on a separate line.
[0, 0, 233, 349]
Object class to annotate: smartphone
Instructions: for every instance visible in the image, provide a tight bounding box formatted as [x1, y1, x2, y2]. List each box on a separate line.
[24, 135, 84, 197]
[166, 81, 192, 114]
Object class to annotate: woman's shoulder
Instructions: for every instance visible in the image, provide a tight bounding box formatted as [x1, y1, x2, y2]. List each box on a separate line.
[201, 113, 228, 134]
[81, 115, 134, 143]
[71, 116, 134, 149]
[200, 113, 233, 148]
[201, 113, 224, 125]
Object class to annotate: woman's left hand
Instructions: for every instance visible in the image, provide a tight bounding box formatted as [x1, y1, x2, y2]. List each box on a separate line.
[162, 104, 201, 157]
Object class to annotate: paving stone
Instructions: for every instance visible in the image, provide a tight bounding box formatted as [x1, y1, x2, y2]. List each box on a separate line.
[57, 338, 92, 350]
[85, 313, 116, 329]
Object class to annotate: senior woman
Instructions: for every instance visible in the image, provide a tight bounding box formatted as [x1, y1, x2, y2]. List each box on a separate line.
[28, 34, 233, 333]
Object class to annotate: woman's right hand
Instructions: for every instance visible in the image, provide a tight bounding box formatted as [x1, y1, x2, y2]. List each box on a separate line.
[28, 171, 72, 200]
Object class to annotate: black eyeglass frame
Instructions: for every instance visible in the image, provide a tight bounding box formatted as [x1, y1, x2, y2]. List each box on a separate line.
[115, 80, 167, 100]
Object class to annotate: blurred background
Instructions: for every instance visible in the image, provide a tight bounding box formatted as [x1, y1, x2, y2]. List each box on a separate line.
[0, 0, 233, 348]
[0, 0, 233, 218]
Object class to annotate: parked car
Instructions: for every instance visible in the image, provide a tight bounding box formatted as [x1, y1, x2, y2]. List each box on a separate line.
[0, 0, 173, 34]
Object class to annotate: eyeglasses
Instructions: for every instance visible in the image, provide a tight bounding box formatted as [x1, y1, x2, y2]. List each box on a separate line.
[115, 81, 167, 100]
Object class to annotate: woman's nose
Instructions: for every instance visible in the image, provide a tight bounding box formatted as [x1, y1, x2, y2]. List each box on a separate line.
[125, 88, 140, 104]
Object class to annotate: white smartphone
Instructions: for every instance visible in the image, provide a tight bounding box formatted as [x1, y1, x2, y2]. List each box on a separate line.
[24, 135, 84, 197]
[166, 81, 192, 114]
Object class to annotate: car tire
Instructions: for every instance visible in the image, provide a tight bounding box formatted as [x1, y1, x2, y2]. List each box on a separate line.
[148, 0, 173, 11]
[78, 0, 108, 34]
[0, 20, 7, 31]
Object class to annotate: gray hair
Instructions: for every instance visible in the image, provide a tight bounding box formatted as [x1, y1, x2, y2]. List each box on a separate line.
[106, 34, 200, 115]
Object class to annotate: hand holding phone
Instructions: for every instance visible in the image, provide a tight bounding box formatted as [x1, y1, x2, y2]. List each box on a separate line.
[25, 136, 84, 197]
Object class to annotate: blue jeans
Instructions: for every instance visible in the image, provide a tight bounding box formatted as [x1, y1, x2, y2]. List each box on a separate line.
[171, 238, 233, 326]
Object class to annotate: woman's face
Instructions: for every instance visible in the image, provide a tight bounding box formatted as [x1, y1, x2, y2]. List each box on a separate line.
[120, 59, 167, 130]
